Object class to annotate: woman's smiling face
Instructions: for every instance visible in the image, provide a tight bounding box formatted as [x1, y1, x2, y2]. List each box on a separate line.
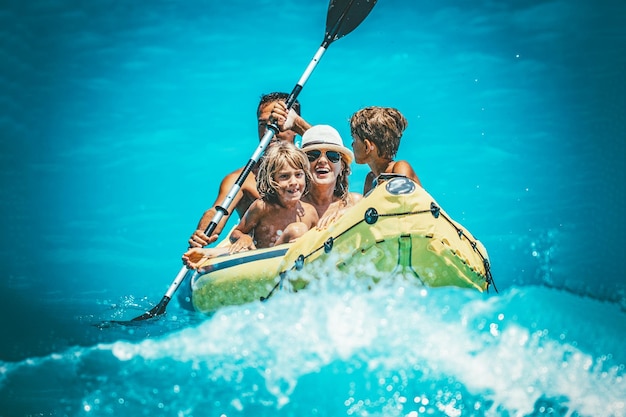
[307, 148, 342, 188]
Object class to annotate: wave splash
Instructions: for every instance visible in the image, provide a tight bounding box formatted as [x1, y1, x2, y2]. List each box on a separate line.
[1, 270, 625, 416]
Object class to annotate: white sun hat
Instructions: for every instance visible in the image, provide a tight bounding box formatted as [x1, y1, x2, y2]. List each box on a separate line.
[300, 124, 354, 164]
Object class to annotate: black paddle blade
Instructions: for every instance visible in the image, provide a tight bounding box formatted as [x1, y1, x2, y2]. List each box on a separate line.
[130, 295, 171, 321]
[325, 0, 377, 45]
[94, 296, 170, 328]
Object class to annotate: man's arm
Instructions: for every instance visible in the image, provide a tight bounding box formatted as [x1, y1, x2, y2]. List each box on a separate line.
[188, 169, 245, 248]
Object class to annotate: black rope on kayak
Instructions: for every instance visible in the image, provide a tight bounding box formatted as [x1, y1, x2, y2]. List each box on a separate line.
[483, 258, 497, 293]
[260, 271, 287, 302]
[260, 255, 305, 302]
[261, 204, 496, 301]
[260, 208, 433, 302]
[260, 218, 372, 301]
[430, 203, 498, 293]
[294, 208, 434, 267]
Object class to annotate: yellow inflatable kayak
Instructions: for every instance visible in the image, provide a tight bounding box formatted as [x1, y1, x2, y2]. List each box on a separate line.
[184, 176, 493, 315]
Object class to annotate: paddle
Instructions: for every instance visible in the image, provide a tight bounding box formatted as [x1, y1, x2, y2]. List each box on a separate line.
[128, 0, 378, 322]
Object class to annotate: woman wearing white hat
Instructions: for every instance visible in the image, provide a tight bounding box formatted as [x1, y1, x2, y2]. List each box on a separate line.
[299, 124, 362, 228]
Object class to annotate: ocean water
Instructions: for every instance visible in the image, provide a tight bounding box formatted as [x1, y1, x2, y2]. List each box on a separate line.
[1, 0, 625, 416]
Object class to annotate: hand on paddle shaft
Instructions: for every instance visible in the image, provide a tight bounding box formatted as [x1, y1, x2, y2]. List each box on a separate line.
[128, 0, 378, 322]
[189, 230, 218, 248]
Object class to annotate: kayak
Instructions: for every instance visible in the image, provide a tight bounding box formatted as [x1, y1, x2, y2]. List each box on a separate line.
[179, 175, 493, 315]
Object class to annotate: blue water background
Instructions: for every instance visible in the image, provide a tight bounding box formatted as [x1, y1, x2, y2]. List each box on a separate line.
[1, 0, 625, 415]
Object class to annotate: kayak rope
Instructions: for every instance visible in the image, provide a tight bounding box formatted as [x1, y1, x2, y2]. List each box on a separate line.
[432, 204, 497, 293]
[261, 202, 497, 302]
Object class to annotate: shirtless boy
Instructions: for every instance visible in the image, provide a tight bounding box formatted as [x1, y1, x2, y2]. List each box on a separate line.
[183, 142, 318, 270]
[188, 92, 311, 248]
[349, 106, 422, 194]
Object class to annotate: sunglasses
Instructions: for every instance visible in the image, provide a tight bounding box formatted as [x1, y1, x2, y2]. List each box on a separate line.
[306, 149, 341, 163]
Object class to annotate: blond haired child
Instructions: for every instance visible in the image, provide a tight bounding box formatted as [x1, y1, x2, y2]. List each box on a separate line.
[183, 142, 318, 270]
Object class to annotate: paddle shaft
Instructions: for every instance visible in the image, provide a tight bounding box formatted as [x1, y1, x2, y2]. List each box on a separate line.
[130, 0, 377, 321]
[153, 45, 332, 310]
[200, 0, 366, 234]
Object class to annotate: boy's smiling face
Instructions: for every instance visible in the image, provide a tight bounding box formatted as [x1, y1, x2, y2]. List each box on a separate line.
[273, 164, 307, 204]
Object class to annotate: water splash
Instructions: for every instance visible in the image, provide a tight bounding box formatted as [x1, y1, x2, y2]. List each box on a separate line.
[3, 271, 623, 417]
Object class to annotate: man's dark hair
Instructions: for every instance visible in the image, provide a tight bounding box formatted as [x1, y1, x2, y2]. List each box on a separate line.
[259, 92, 301, 115]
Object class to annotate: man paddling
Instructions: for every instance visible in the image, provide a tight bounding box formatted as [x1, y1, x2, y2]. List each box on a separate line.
[188, 92, 311, 248]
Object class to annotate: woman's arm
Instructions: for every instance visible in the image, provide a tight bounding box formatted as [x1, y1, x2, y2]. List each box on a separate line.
[316, 193, 363, 229]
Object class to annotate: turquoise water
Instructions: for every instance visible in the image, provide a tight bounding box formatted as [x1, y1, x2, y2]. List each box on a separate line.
[1, 0, 625, 416]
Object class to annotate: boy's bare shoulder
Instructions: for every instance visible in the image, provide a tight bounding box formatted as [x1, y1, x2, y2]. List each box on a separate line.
[243, 199, 275, 221]
[392, 160, 421, 185]
[392, 160, 415, 173]
[248, 199, 273, 213]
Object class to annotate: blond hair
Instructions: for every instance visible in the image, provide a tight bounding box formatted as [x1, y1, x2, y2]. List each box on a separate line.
[257, 142, 311, 205]
[350, 106, 408, 159]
